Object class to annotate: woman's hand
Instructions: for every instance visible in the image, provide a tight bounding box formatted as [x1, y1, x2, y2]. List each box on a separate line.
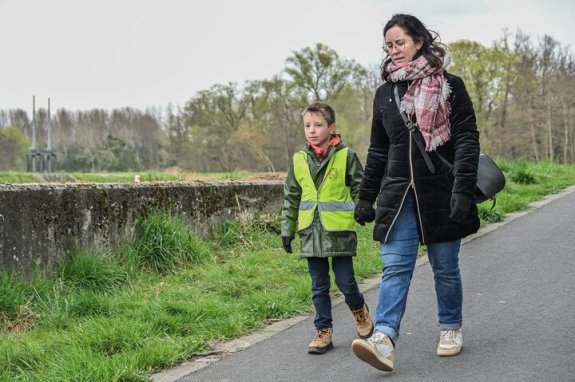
[449, 193, 473, 224]
[354, 200, 376, 226]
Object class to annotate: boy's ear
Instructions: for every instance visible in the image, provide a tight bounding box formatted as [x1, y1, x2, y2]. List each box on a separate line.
[329, 123, 337, 135]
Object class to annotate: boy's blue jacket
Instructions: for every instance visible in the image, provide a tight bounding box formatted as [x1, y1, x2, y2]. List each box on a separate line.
[281, 138, 363, 257]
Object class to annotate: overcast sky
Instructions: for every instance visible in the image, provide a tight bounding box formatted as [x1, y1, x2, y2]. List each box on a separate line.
[1, 0, 574, 112]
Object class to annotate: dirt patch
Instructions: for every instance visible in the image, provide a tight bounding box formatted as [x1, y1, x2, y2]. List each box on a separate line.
[1, 305, 38, 333]
[241, 173, 286, 181]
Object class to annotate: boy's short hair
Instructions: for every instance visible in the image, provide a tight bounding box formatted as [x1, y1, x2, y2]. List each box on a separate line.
[302, 102, 336, 126]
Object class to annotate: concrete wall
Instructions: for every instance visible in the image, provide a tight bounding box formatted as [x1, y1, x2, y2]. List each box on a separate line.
[0, 181, 284, 274]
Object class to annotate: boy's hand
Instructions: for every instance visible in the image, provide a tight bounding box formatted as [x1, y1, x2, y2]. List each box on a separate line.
[354, 200, 375, 226]
[281, 236, 294, 253]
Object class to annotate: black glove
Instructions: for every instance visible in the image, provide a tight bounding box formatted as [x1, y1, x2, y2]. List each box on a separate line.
[281, 236, 294, 253]
[449, 193, 473, 224]
[354, 200, 376, 226]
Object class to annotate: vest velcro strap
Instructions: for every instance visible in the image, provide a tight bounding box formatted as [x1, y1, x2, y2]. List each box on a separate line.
[317, 201, 355, 211]
[299, 201, 315, 210]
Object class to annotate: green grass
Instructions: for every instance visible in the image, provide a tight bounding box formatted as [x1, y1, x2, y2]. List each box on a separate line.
[0, 171, 260, 184]
[58, 251, 128, 292]
[0, 212, 330, 381]
[0, 160, 574, 381]
[124, 211, 211, 274]
[476, 160, 575, 226]
[0, 171, 42, 184]
[73, 172, 184, 183]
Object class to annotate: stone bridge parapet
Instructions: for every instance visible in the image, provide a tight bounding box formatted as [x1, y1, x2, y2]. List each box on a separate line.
[0, 181, 284, 274]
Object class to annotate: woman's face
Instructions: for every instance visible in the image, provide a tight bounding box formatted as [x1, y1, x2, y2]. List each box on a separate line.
[384, 25, 423, 66]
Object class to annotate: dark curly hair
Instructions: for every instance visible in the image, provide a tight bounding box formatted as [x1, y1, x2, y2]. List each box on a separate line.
[381, 13, 447, 81]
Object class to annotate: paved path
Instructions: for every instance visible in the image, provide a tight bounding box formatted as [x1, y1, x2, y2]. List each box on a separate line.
[154, 186, 575, 382]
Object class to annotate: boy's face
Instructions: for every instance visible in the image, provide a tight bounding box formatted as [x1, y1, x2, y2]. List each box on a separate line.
[303, 111, 335, 149]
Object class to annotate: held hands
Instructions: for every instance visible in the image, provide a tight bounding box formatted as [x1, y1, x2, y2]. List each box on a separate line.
[354, 200, 376, 226]
[449, 193, 473, 224]
[281, 236, 294, 253]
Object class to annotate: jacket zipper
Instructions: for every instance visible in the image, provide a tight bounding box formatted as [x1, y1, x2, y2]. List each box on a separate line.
[383, 127, 426, 244]
[409, 129, 426, 244]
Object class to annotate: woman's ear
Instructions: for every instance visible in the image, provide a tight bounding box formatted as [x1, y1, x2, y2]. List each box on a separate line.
[416, 40, 424, 51]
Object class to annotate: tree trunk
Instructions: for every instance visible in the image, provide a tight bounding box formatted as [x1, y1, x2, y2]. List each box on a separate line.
[528, 101, 540, 162]
[547, 102, 553, 161]
[563, 101, 569, 164]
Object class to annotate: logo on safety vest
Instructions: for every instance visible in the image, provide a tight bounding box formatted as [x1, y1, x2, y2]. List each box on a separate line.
[328, 168, 339, 181]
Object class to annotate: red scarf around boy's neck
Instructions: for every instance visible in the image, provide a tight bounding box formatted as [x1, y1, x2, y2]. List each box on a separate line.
[307, 134, 341, 161]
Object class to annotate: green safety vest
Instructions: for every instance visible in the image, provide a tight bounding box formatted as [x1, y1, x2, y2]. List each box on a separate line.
[293, 147, 355, 231]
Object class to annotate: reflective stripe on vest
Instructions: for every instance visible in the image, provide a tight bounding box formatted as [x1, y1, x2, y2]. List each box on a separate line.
[293, 147, 355, 231]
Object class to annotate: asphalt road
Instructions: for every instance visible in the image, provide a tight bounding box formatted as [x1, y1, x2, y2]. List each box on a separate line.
[162, 187, 575, 382]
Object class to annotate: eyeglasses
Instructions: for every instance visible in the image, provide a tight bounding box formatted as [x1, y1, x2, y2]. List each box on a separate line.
[383, 38, 412, 54]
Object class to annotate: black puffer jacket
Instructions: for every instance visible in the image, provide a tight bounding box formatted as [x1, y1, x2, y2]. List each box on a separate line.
[358, 72, 480, 244]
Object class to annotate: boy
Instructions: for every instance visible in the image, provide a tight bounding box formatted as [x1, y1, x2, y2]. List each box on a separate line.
[281, 102, 374, 354]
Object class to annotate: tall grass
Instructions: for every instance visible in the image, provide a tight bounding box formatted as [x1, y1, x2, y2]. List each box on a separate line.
[125, 210, 210, 273]
[58, 251, 127, 292]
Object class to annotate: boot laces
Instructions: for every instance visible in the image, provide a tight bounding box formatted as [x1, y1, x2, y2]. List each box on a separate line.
[440, 330, 458, 344]
[368, 331, 387, 346]
[315, 328, 331, 341]
[352, 307, 368, 325]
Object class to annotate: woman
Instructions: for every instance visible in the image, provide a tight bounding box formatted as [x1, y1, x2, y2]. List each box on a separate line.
[351, 13, 480, 372]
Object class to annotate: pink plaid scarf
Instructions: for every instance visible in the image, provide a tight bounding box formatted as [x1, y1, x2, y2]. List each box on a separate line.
[386, 54, 452, 151]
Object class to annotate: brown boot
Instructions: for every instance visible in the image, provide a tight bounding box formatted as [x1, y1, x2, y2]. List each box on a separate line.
[351, 304, 374, 339]
[308, 328, 333, 354]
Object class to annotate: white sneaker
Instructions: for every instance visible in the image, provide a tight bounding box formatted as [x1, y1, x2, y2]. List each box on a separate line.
[351, 331, 394, 371]
[437, 329, 463, 356]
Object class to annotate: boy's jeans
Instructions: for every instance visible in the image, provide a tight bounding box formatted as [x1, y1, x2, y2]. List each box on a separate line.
[307, 256, 365, 329]
[376, 191, 463, 344]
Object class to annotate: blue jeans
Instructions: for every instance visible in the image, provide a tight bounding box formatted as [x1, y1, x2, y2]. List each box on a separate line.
[307, 256, 365, 329]
[376, 191, 462, 344]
